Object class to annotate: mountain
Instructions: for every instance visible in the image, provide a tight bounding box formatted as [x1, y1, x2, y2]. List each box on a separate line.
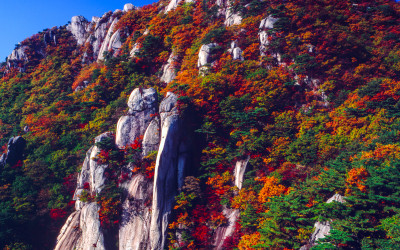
[1, 0, 400, 249]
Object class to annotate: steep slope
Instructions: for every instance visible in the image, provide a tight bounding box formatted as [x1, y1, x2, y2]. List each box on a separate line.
[1, 0, 400, 249]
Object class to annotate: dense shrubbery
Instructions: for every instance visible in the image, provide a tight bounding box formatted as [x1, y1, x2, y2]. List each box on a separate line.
[1, 0, 400, 248]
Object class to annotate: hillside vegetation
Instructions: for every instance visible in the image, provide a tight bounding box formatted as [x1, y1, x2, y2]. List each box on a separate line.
[1, 0, 400, 249]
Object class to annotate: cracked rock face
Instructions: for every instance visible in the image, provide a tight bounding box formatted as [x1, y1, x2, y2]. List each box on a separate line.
[150, 92, 191, 250]
[57, 90, 194, 250]
[98, 17, 121, 61]
[119, 174, 153, 250]
[116, 88, 158, 148]
[79, 202, 105, 250]
[54, 211, 82, 250]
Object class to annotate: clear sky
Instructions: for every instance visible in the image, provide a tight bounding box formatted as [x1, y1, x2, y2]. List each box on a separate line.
[0, 0, 157, 62]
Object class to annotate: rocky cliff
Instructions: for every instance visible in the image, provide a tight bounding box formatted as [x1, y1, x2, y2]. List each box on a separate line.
[54, 88, 193, 250]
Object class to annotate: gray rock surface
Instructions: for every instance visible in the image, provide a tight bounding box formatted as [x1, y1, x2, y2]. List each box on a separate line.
[234, 156, 250, 189]
[142, 117, 160, 156]
[116, 88, 158, 148]
[90, 132, 113, 194]
[160, 52, 178, 83]
[150, 92, 190, 250]
[228, 41, 244, 61]
[54, 211, 82, 250]
[213, 208, 240, 249]
[73, 146, 94, 210]
[198, 43, 218, 68]
[224, 8, 242, 27]
[124, 3, 135, 12]
[301, 194, 346, 250]
[8, 45, 28, 62]
[67, 16, 90, 45]
[90, 12, 114, 60]
[259, 15, 280, 57]
[127, 88, 158, 112]
[119, 174, 153, 250]
[79, 202, 105, 250]
[98, 17, 120, 61]
[259, 15, 279, 29]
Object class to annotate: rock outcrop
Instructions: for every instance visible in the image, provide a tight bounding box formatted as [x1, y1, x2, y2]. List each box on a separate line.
[300, 194, 345, 250]
[228, 41, 244, 61]
[150, 92, 191, 250]
[123, 3, 135, 12]
[7, 45, 28, 62]
[160, 52, 178, 83]
[213, 156, 249, 248]
[115, 88, 158, 148]
[224, 8, 242, 27]
[119, 174, 153, 250]
[56, 89, 193, 250]
[67, 16, 90, 46]
[234, 156, 250, 190]
[259, 15, 279, 57]
[142, 117, 161, 156]
[79, 202, 105, 250]
[98, 17, 121, 61]
[54, 211, 81, 250]
[198, 43, 219, 72]
[165, 0, 194, 13]
[0, 136, 26, 168]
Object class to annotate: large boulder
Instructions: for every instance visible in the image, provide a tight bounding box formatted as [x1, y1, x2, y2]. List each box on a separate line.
[224, 8, 242, 27]
[142, 117, 160, 156]
[198, 43, 218, 68]
[115, 88, 158, 148]
[259, 15, 279, 29]
[124, 3, 135, 12]
[228, 41, 244, 61]
[67, 16, 90, 46]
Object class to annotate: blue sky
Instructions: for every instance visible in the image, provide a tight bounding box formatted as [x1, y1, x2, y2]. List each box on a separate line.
[0, 0, 156, 62]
